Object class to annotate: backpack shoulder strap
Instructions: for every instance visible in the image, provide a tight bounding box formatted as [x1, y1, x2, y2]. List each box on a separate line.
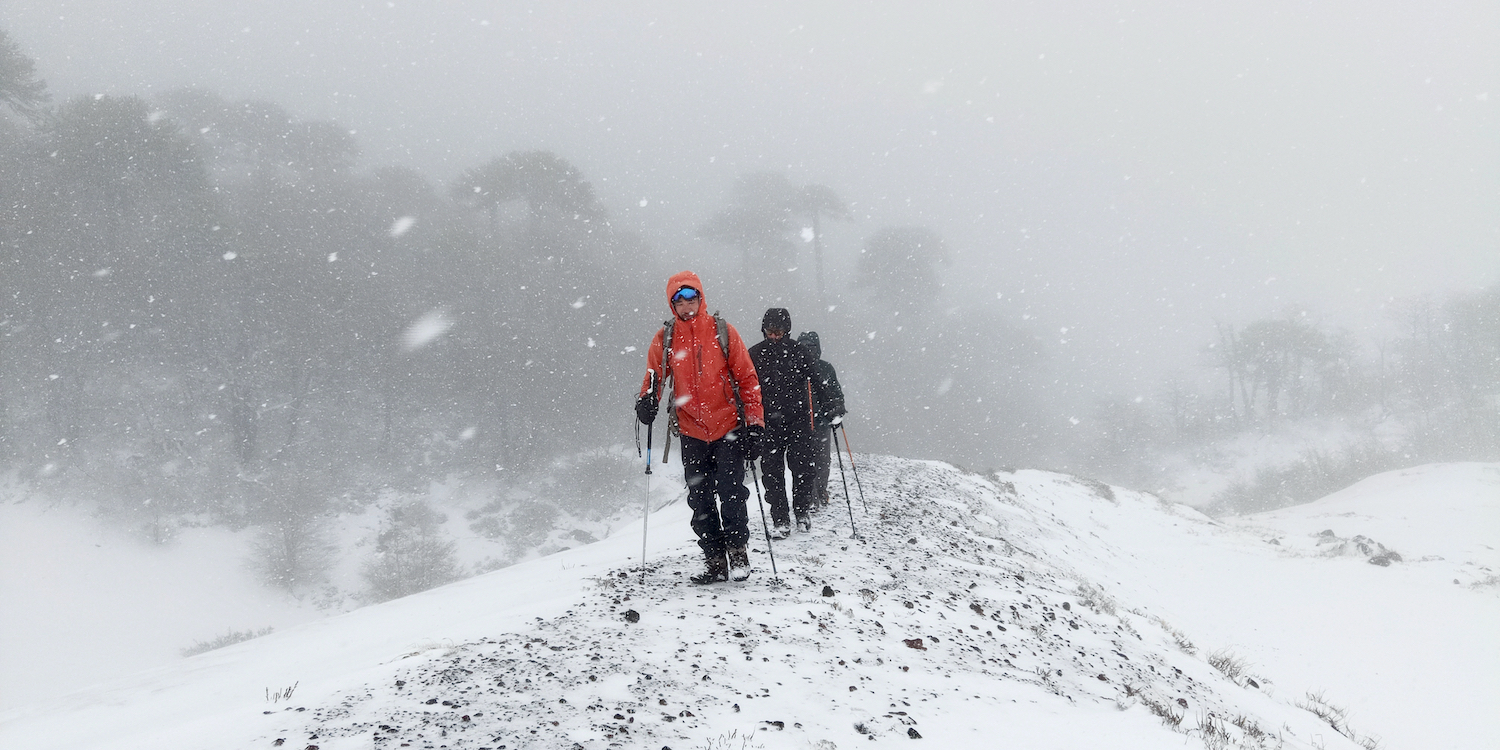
[661, 318, 674, 376]
[715, 314, 730, 358]
[660, 318, 679, 438]
[712, 312, 748, 428]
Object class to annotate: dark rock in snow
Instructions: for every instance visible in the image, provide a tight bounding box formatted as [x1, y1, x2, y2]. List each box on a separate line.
[908, 727, 922, 738]
[904, 638, 927, 650]
[822, 585, 836, 597]
[623, 609, 641, 623]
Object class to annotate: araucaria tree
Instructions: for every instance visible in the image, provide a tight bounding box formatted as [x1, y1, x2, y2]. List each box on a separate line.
[450, 150, 606, 252]
[792, 183, 851, 303]
[0, 28, 48, 121]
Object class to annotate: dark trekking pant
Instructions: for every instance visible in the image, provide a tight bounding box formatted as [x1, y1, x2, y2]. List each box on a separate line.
[679, 433, 751, 555]
[813, 427, 832, 505]
[761, 424, 821, 525]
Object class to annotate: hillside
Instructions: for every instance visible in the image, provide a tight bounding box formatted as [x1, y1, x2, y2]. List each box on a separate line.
[2, 458, 1496, 749]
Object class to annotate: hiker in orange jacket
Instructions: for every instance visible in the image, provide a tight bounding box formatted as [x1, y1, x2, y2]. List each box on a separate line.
[636, 271, 765, 583]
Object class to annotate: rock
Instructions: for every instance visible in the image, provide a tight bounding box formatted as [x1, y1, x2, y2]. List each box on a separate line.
[908, 727, 922, 738]
[904, 638, 927, 650]
[623, 609, 641, 623]
[822, 585, 836, 597]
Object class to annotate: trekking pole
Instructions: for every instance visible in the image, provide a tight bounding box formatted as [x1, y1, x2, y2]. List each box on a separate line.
[838, 423, 868, 512]
[748, 458, 779, 580]
[831, 427, 858, 539]
[639, 372, 658, 582]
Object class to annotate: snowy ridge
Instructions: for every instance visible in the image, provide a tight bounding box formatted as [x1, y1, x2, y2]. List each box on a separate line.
[278, 457, 1280, 749]
[4, 457, 1497, 749]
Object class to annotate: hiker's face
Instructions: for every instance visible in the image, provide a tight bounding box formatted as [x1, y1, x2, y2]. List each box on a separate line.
[764, 329, 785, 340]
[672, 295, 701, 320]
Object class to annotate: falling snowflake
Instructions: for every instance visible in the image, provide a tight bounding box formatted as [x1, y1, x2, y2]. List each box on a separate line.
[389, 216, 416, 237]
[403, 309, 454, 351]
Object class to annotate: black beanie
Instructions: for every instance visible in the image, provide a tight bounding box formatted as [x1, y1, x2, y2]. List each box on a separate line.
[797, 331, 821, 359]
[762, 307, 791, 334]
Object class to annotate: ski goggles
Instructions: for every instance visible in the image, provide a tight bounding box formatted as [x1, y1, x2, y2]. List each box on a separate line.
[672, 287, 700, 303]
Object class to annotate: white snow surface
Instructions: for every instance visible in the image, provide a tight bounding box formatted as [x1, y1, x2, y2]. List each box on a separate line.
[1, 458, 1496, 750]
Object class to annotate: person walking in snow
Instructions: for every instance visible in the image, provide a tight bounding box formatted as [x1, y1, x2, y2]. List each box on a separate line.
[748, 308, 829, 537]
[636, 271, 765, 584]
[797, 331, 847, 511]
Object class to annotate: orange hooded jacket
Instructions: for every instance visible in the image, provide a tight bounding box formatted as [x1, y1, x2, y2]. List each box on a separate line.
[639, 271, 764, 443]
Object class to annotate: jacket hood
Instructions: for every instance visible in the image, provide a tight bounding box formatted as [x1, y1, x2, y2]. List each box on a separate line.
[797, 331, 821, 359]
[666, 270, 705, 316]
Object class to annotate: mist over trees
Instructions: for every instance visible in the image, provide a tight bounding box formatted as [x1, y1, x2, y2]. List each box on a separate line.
[0, 26, 1495, 594]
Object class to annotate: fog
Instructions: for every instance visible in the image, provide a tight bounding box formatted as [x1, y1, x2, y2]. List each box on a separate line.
[4, 4, 1500, 707]
[1, 3, 1495, 476]
[13, 3, 1495, 327]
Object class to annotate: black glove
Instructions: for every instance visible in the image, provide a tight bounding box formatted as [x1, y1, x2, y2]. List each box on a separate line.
[635, 393, 659, 425]
[740, 424, 764, 460]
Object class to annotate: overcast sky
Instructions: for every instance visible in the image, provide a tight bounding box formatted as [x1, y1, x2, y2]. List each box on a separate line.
[4, 0, 1496, 389]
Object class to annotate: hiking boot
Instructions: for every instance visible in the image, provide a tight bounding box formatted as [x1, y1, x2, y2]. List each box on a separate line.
[689, 551, 728, 585]
[796, 514, 812, 533]
[770, 523, 791, 540]
[727, 547, 751, 581]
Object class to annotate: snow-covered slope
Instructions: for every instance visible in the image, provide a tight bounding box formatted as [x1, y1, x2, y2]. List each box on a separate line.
[2, 459, 1495, 749]
[0, 500, 325, 709]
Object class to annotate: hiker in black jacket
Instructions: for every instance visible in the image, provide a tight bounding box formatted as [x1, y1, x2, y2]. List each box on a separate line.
[748, 308, 829, 537]
[797, 331, 847, 510]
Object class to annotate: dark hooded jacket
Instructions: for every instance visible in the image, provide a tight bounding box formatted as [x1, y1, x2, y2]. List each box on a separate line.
[797, 331, 846, 430]
[749, 310, 828, 433]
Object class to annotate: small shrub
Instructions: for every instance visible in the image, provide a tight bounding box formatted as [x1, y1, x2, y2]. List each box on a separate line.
[266, 681, 298, 703]
[1075, 580, 1118, 616]
[1195, 712, 1232, 750]
[1230, 714, 1274, 746]
[180, 627, 275, 657]
[1154, 617, 1197, 654]
[700, 729, 764, 750]
[1081, 477, 1116, 502]
[1299, 690, 1381, 748]
[1206, 648, 1248, 682]
[1138, 693, 1184, 728]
